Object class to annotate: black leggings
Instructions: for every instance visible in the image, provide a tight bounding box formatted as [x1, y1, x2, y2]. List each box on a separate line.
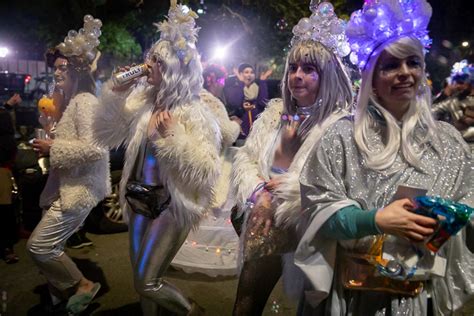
[233, 255, 283, 315]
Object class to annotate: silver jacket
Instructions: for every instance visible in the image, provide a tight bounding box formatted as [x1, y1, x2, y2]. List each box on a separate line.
[296, 117, 473, 315]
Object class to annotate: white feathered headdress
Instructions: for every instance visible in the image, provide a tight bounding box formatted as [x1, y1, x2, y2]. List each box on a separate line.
[154, 0, 200, 65]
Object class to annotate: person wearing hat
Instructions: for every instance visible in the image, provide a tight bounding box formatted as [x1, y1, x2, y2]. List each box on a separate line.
[26, 15, 110, 315]
[296, 1, 473, 314]
[94, 1, 221, 314]
[231, 2, 353, 314]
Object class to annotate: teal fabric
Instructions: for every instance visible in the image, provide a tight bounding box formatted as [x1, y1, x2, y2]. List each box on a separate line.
[320, 205, 380, 240]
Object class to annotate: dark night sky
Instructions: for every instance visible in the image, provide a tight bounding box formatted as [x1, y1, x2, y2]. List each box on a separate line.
[344, 0, 473, 46]
[0, 0, 472, 60]
[428, 0, 473, 44]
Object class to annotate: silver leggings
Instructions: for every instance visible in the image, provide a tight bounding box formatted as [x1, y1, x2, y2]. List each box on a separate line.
[129, 209, 192, 315]
[26, 200, 89, 292]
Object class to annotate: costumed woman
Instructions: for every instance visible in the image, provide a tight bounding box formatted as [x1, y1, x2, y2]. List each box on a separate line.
[231, 2, 353, 314]
[171, 88, 240, 277]
[93, 1, 221, 314]
[432, 60, 474, 152]
[295, 0, 474, 315]
[27, 15, 110, 315]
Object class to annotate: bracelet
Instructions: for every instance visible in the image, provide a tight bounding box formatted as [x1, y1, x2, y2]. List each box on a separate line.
[246, 182, 266, 205]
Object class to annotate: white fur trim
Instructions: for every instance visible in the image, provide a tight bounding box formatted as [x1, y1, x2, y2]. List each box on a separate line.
[232, 97, 348, 228]
[96, 84, 222, 228]
[200, 89, 240, 146]
[94, 79, 150, 149]
[231, 99, 283, 207]
[50, 92, 111, 211]
[153, 101, 222, 227]
[200, 89, 240, 208]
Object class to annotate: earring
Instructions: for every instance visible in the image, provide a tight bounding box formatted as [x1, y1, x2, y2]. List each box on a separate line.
[417, 82, 427, 95]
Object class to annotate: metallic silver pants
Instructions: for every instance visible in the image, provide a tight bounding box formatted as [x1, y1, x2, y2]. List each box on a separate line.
[129, 209, 192, 315]
[26, 200, 89, 292]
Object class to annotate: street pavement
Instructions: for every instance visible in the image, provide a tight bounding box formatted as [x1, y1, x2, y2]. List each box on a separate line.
[0, 232, 296, 315]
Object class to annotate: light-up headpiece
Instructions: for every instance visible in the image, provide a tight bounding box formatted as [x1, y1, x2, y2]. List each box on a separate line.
[346, 0, 432, 70]
[154, 0, 200, 65]
[450, 60, 474, 85]
[291, 1, 350, 58]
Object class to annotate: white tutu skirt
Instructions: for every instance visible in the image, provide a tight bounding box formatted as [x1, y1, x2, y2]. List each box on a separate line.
[171, 147, 239, 277]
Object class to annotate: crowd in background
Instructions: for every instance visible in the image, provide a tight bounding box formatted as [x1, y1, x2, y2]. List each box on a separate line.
[0, 1, 473, 315]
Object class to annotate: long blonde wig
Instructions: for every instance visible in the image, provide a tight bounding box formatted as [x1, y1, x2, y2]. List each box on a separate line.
[354, 36, 439, 171]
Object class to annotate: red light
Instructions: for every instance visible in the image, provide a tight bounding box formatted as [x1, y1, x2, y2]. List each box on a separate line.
[25, 75, 31, 84]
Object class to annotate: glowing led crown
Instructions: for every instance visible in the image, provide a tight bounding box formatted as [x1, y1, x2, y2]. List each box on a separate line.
[346, 0, 432, 69]
[450, 60, 474, 84]
[291, 1, 350, 58]
[155, 0, 200, 65]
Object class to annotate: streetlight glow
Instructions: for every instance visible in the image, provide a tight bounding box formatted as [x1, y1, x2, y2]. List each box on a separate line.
[212, 46, 227, 60]
[461, 41, 469, 48]
[181, 5, 190, 13]
[0, 47, 9, 58]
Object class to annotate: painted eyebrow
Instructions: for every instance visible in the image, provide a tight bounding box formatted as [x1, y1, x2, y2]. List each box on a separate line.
[382, 55, 420, 62]
[288, 62, 315, 67]
[407, 56, 422, 61]
[380, 57, 400, 63]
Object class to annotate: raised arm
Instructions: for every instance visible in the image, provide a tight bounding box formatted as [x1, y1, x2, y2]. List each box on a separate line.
[93, 79, 145, 149]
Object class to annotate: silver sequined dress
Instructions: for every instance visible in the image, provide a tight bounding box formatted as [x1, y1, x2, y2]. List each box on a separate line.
[296, 117, 473, 315]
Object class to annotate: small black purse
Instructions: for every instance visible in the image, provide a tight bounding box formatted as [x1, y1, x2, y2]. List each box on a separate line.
[125, 181, 171, 219]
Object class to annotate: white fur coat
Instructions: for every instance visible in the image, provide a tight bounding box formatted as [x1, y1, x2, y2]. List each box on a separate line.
[231, 98, 347, 228]
[200, 89, 240, 208]
[94, 81, 222, 228]
[49, 92, 111, 211]
[200, 89, 240, 148]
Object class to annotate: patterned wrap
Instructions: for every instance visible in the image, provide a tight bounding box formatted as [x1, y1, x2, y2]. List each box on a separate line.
[296, 117, 473, 315]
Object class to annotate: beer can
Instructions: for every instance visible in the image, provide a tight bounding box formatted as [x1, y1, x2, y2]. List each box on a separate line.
[34, 128, 47, 140]
[112, 64, 149, 87]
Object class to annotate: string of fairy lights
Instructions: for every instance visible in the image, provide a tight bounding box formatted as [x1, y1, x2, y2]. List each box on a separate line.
[182, 214, 237, 256]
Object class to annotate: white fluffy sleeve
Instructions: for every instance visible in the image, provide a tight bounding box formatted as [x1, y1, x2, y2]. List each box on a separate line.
[231, 99, 283, 207]
[153, 102, 222, 227]
[93, 80, 147, 148]
[200, 89, 240, 147]
[274, 170, 303, 227]
[50, 93, 107, 169]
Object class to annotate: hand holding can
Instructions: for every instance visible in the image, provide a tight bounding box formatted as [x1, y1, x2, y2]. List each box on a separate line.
[34, 128, 48, 140]
[112, 64, 149, 90]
